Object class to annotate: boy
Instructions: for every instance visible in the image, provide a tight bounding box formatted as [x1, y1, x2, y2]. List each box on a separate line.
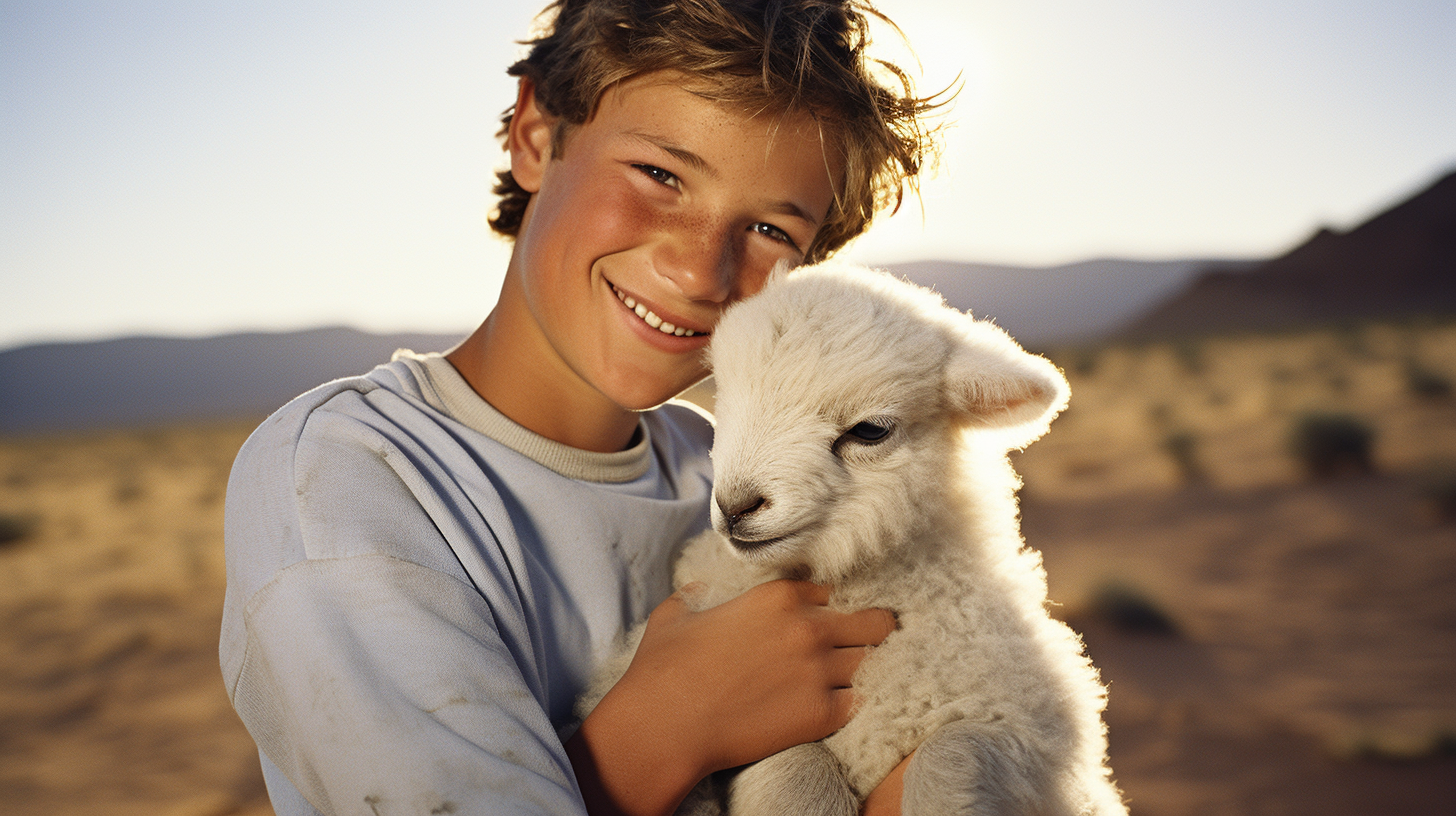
[220, 1, 939, 813]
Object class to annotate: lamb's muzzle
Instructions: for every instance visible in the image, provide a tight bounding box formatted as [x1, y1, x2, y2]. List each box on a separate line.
[717, 493, 767, 539]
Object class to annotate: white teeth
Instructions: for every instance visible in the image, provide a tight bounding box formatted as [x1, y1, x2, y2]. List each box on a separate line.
[613, 285, 699, 337]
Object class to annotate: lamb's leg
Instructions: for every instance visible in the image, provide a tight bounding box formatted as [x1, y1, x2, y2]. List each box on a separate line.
[901, 719, 1054, 816]
[727, 742, 857, 816]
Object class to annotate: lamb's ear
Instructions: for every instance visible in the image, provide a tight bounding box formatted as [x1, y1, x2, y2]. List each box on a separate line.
[944, 318, 1069, 438]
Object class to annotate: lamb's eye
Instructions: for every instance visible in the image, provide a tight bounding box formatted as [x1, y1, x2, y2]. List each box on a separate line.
[840, 420, 893, 445]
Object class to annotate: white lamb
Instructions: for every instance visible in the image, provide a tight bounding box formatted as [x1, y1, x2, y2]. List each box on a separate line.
[578, 261, 1126, 816]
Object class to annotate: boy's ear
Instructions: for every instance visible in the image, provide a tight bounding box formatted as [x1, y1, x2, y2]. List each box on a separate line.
[508, 77, 555, 194]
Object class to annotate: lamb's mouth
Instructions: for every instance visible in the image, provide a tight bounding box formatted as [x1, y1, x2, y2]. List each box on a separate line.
[728, 535, 784, 553]
[726, 518, 818, 555]
[612, 285, 702, 337]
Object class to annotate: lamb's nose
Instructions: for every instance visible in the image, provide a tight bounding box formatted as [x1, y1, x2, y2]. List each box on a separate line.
[719, 495, 767, 536]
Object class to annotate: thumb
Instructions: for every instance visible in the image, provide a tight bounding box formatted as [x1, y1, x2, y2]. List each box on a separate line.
[651, 582, 706, 625]
[675, 581, 711, 612]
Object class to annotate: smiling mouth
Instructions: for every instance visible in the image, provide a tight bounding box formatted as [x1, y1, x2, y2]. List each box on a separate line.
[612, 285, 703, 337]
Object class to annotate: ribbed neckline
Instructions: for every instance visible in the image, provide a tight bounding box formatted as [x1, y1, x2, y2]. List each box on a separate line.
[390, 350, 652, 484]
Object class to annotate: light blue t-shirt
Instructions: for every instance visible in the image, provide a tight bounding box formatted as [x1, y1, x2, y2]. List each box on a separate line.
[220, 351, 715, 815]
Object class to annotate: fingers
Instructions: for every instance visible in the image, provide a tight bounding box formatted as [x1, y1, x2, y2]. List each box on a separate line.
[825, 686, 861, 729]
[825, 645, 873, 688]
[633, 578, 897, 767]
[798, 580, 833, 606]
[751, 578, 831, 607]
[825, 606, 898, 648]
[743, 581, 896, 654]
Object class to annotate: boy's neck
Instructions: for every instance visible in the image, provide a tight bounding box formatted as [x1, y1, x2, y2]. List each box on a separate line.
[445, 280, 642, 455]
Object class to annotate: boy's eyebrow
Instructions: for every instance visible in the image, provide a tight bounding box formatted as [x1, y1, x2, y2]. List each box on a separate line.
[763, 199, 819, 227]
[627, 131, 717, 178]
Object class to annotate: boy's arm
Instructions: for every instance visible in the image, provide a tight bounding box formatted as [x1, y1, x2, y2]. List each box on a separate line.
[232, 555, 587, 814]
[563, 581, 897, 816]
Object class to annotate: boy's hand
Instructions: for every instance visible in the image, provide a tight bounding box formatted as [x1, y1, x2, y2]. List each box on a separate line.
[633, 580, 896, 771]
[567, 580, 897, 816]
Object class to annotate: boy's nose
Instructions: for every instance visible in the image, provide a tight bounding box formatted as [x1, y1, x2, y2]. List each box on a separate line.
[657, 228, 736, 303]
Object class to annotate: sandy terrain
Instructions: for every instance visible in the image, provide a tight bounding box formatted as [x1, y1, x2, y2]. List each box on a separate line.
[2, 319, 1454, 814]
[0, 421, 271, 816]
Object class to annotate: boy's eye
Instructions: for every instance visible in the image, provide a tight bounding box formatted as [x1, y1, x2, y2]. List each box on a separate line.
[633, 164, 680, 188]
[751, 222, 795, 247]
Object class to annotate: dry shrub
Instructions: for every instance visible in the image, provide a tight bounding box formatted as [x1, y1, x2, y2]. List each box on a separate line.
[1404, 362, 1453, 400]
[1330, 728, 1456, 764]
[1288, 412, 1376, 479]
[0, 512, 38, 547]
[1161, 430, 1204, 484]
[1078, 581, 1180, 636]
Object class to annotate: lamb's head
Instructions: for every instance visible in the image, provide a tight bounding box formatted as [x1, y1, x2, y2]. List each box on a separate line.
[706, 261, 1069, 582]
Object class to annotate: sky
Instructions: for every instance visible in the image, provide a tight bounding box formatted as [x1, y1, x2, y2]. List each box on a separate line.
[2, 0, 1453, 350]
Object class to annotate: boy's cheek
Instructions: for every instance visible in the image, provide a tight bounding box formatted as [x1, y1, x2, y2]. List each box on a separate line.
[731, 254, 782, 300]
[600, 186, 668, 251]
[555, 175, 659, 260]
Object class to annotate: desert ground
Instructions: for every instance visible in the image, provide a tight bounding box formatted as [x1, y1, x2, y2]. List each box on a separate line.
[2, 319, 1454, 815]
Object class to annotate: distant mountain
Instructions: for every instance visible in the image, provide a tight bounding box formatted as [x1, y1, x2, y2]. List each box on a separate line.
[1123, 169, 1456, 338]
[0, 258, 1251, 434]
[0, 326, 465, 434]
[886, 257, 1255, 347]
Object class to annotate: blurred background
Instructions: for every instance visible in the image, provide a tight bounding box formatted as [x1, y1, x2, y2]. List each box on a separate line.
[1, 1, 1453, 813]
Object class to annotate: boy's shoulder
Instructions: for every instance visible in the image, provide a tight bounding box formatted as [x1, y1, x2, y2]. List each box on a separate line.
[228, 356, 716, 527]
[225, 360, 428, 501]
[223, 359, 457, 577]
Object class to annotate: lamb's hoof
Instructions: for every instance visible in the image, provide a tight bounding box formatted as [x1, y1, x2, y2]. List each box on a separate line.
[728, 742, 857, 816]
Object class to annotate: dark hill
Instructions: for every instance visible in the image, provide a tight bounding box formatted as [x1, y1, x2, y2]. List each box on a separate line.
[1123, 169, 1456, 338]
[0, 327, 465, 434]
[887, 257, 1254, 347]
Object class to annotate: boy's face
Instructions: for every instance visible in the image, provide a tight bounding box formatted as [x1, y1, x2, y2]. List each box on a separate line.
[506, 71, 842, 413]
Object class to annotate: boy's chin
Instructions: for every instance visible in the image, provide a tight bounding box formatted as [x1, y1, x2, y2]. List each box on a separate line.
[619, 390, 693, 413]
[606, 375, 709, 414]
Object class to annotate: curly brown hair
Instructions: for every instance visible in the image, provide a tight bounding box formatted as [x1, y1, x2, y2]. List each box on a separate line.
[488, 0, 944, 263]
